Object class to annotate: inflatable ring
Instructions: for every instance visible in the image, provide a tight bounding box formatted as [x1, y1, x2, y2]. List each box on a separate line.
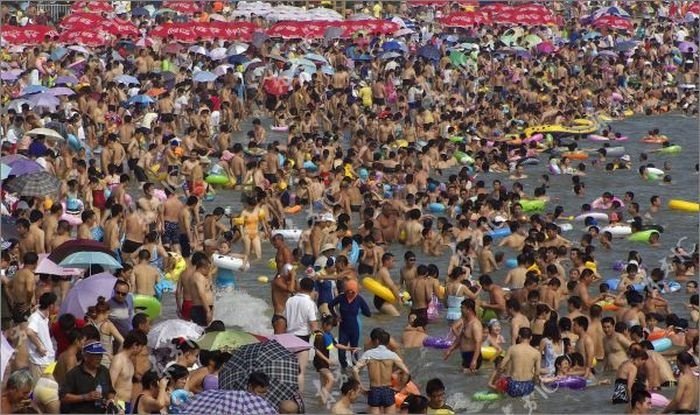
[472, 391, 502, 402]
[651, 337, 672, 353]
[133, 294, 162, 320]
[595, 301, 619, 311]
[216, 269, 236, 287]
[165, 252, 187, 282]
[562, 151, 589, 160]
[362, 277, 396, 303]
[481, 346, 499, 361]
[257, 276, 269, 283]
[284, 205, 302, 214]
[658, 145, 682, 154]
[641, 136, 669, 144]
[267, 258, 277, 271]
[668, 199, 699, 213]
[647, 330, 667, 341]
[627, 230, 659, 244]
[519, 199, 546, 213]
[428, 203, 446, 214]
[422, 336, 452, 349]
[650, 392, 670, 408]
[546, 376, 587, 390]
[213, 254, 249, 271]
[505, 258, 518, 268]
[488, 227, 511, 238]
[205, 175, 230, 185]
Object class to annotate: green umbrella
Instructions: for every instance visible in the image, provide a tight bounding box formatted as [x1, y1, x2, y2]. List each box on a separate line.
[523, 34, 543, 49]
[449, 51, 468, 67]
[197, 330, 260, 352]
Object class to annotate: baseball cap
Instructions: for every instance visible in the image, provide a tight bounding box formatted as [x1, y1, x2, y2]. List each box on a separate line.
[83, 342, 107, 355]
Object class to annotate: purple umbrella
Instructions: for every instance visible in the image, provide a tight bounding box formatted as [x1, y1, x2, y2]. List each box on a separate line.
[28, 93, 60, 109]
[36, 254, 83, 277]
[0, 69, 22, 81]
[269, 333, 312, 353]
[536, 41, 556, 55]
[48, 86, 75, 96]
[678, 41, 697, 54]
[55, 74, 79, 85]
[0, 155, 43, 177]
[59, 272, 117, 318]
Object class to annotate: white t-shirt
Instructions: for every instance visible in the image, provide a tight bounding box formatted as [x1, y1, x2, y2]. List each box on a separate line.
[284, 293, 318, 337]
[27, 310, 55, 366]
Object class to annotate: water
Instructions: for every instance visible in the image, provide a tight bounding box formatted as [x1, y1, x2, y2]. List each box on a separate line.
[159, 114, 698, 413]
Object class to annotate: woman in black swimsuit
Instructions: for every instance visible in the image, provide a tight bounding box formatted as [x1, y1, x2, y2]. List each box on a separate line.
[131, 371, 167, 414]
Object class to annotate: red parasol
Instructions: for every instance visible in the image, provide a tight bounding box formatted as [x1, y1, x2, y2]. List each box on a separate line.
[592, 15, 633, 31]
[60, 12, 103, 29]
[407, 0, 477, 7]
[267, 22, 316, 39]
[101, 18, 140, 38]
[165, 0, 201, 14]
[58, 30, 109, 47]
[2, 25, 58, 45]
[439, 11, 491, 27]
[479, 3, 511, 16]
[70, 0, 113, 13]
[263, 77, 290, 96]
[493, 7, 559, 26]
[150, 23, 197, 43]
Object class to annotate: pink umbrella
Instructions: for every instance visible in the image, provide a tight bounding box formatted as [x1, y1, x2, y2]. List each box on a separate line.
[36, 253, 83, 276]
[536, 41, 556, 55]
[269, 333, 312, 353]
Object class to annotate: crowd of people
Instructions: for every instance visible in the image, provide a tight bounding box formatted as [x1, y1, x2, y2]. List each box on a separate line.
[0, 0, 699, 414]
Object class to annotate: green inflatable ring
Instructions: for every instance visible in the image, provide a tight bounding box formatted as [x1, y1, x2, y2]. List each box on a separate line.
[454, 151, 474, 165]
[627, 230, 659, 244]
[658, 145, 682, 154]
[473, 391, 502, 401]
[205, 175, 230, 185]
[133, 294, 162, 320]
[481, 309, 497, 323]
[519, 199, 546, 212]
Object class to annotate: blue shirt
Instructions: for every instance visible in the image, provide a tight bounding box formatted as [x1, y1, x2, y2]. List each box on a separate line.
[328, 294, 371, 333]
[28, 139, 47, 158]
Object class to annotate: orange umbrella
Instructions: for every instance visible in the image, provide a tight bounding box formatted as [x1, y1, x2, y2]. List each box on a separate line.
[147, 88, 167, 97]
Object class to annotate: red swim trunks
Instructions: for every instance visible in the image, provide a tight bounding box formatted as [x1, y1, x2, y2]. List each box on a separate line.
[181, 300, 193, 321]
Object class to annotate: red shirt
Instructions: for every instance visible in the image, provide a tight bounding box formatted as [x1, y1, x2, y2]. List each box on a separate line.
[50, 318, 85, 356]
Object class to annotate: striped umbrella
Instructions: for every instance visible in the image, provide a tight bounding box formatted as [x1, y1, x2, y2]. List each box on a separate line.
[4, 171, 60, 197]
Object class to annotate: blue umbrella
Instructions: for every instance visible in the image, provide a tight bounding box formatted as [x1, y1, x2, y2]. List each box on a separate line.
[131, 7, 150, 16]
[0, 163, 10, 181]
[59, 252, 122, 269]
[50, 47, 68, 61]
[115, 74, 140, 85]
[193, 71, 218, 82]
[55, 74, 79, 85]
[126, 94, 155, 106]
[417, 44, 440, 61]
[380, 51, 402, 60]
[0, 71, 20, 81]
[591, 6, 630, 20]
[0, 156, 43, 177]
[28, 93, 59, 109]
[382, 41, 404, 52]
[583, 31, 602, 40]
[320, 65, 335, 75]
[21, 85, 49, 96]
[228, 54, 248, 65]
[303, 53, 329, 64]
[614, 40, 638, 52]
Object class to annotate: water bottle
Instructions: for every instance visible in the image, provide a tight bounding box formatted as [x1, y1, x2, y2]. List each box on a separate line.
[95, 384, 103, 410]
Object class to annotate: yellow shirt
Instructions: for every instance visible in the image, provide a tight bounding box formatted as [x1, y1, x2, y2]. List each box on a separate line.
[372, 3, 382, 17]
[358, 86, 373, 107]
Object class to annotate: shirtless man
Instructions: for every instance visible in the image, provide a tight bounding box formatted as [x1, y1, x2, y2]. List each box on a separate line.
[10, 252, 38, 325]
[176, 252, 205, 322]
[478, 275, 507, 318]
[122, 209, 146, 257]
[42, 204, 62, 252]
[402, 313, 428, 348]
[331, 379, 361, 415]
[408, 265, 433, 327]
[403, 209, 423, 247]
[133, 250, 159, 297]
[445, 299, 483, 374]
[373, 253, 401, 317]
[573, 269, 602, 311]
[602, 318, 632, 371]
[189, 256, 213, 327]
[477, 235, 498, 274]
[103, 204, 124, 254]
[162, 189, 184, 252]
[498, 223, 526, 251]
[499, 327, 540, 398]
[203, 207, 227, 241]
[589, 305, 606, 362]
[137, 183, 162, 232]
[504, 256, 528, 289]
[110, 331, 147, 413]
[399, 251, 417, 293]
[663, 352, 698, 414]
[49, 220, 72, 251]
[353, 330, 409, 415]
[16, 219, 40, 258]
[573, 316, 596, 378]
[506, 299, 531, 346]
[271, 235, 296, 316]
[28, 210, 46, 255]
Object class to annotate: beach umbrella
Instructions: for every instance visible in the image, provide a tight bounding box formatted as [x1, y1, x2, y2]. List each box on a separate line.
[227, 54, 248, 65]
[4, 171, 60, 197]
[115, 74, 140, 85]
[593, 15, 633, 31]
[382, 40, 404, 52]
[536, 41, 556, 55]
[394, 28, 414, 37]
[148, 319, 204, 349]
[324, 26, 343, 40]
[35, 254, 83, 276]
[303, 53, 329, 64]
[597, 50, 619, 58]
[268, 333, 311, 353]
[126, 94, 155, 106]
[47, 87, 75, 97]
[590, 6, 631, 20]
[417, 44, 440, 61]
[678, 41, 697, 54]
[59, 272, 117, 317]
[189, 45, 208, 55]
[59, 252, 122, 269]
[523, 34, 543, 49]
[21, 85, 48, 96]
[215, 64, 235, 76]
[227, 42, 249, 56]
[184, 390, 277, 415]
[0, 164, 9, 181]
[583, 31, 602, 40]
[28, 93, 59, 109]
[55, 74, 79, 85]
[48, 239, 115, 264]
[380, 51, 402, 60]
[26, 127, 64, 141]
[614, 40, 638, 52]
[209, 47, 228, 61]
[219, 340, 300, 408]
[0, 69, 22, 81]
[0, 155, 43, 177]
[449, 50, 468, 66]
[131, 7, 150, 17]
[193, 71, 218, 83]
[5, 99, 32, 113]
[197, 330, 260, 351]
[320, 65, 335, 75]
[165, 0, 201, 15]
[67, 45, 92, 55]
[263, 77, 289, 96]
[1, 333, 14, 382]
[440, 11, 491, 28]
[162, 43, 184, 54]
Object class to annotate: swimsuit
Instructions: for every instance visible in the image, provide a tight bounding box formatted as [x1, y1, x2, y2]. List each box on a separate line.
[367, 386, 395, 408]
[460, 351, 483, 370]
[122, 239, 143, 254]
[190, 305, 212, 327]
[181, 300, 193, 321]
[163, 221, 181, 246]
[507, 378, 535, 397]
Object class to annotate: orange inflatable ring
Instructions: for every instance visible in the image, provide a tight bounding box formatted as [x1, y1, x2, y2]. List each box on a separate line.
[647, 330, 667, 341]
[641, 136, 668, 144]
[596, 301, 619, 311]
[284, 205, 302, 214]
[562, 151, 589, 160]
